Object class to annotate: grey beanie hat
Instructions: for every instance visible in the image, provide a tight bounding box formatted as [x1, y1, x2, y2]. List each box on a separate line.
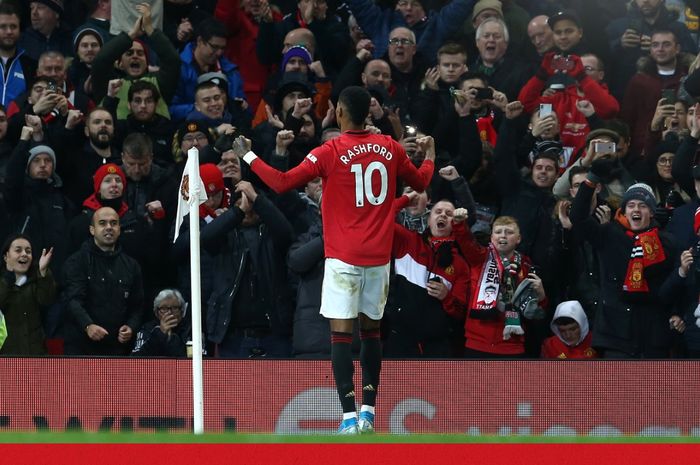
[621, 183, 657, 212]
[27, 145, 57, 171]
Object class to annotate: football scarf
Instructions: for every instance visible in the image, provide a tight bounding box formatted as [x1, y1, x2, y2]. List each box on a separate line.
[623, 228, 665, 293]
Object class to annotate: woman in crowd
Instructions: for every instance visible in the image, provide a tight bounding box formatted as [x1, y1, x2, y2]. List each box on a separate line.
[0, 234, 56, 355]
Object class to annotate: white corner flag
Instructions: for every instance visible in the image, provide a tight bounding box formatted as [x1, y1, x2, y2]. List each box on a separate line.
[175, 148, 207, 435]
[173, 148, 208, 243]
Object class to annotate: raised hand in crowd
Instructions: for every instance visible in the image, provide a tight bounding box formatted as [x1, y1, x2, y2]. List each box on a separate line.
[25, 114, 43, 141]
[321, 100, 336, 128]
[505, 100, 524, 120]
[65, 109, 83, 130]
[424, 67, 440, 91]
[215, 123, 236, 136]
[621, 29, 642, 49]
[581, 138, 616, 167]
[438, 165, 459, 182]
[650, 97, 677, 132]
[32, 91, 60, 116]
[385, 107, 402, 139]
[299, 0, 315, 24]
[309, 61, 326, 79]
[487, 88, 508, 112]
[355, 39, 374, 62]
[19, 125, 33, 142]
[275, 129, 295, 155]
[557, 200, 572, 230]
[594, 205, 611, 225]
[292, 98, 313, 119]
[38, 247, 53, 278]
[678, 247, 694, 278]
[236, 180, 258, 205]
[531, 112, 556, 135]
[107, 78, 123, 98]
[136, 2, 155, 36]
[576, 99, 595, 118]
[689, 103, 700, 138]
[453, 88, 476, 117]
[368, 97, 384, 120]
[255, 0, 274, 23]
[177, 17, 193, 42]
[265, 104, 284, 129]
[452, 207, 468, 223]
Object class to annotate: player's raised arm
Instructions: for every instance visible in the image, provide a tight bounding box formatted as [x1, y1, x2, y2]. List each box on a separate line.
[233, 135, 319, 193]
[417, 135, 436, 163]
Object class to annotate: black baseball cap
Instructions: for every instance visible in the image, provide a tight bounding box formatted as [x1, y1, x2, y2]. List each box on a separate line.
[548, 10, 582, 29]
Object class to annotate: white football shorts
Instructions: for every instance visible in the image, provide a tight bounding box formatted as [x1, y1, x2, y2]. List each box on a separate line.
[320, 258, 390, 320]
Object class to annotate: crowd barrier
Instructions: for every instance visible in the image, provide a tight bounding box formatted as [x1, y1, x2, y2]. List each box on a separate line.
[1, 358, 698, 435]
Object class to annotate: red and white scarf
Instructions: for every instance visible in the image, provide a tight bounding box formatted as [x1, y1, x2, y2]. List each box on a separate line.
[623, 228, 666, 293]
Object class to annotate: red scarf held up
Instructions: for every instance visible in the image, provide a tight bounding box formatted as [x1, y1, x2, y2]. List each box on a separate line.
[623, 227, 665, 293]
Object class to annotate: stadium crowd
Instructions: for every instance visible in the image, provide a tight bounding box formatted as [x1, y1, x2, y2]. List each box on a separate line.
[2, 0, 700, 360]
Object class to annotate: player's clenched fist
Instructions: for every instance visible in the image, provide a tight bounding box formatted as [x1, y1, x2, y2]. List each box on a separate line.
[232, 136, 252, 158]
[415, 136, 435, 161]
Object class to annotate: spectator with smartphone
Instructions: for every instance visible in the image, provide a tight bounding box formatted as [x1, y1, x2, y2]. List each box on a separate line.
[620, 29, 688, 155]
[491, 101, 562, 354]
[518, 48, 619, 165]
[642, 96, 690, 158]
[470, 17, 531, 101]
[554, 166, 610, 325]
[606, 0, 696, 99]
[553, 128, 636, 206]
[411, 43, 476, 158]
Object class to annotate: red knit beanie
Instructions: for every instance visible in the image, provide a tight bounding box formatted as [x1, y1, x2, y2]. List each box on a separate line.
[93, 163, 127, 193]
[199, 164, 224, 195]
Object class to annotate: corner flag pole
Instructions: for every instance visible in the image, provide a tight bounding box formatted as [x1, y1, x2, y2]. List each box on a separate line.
[187, 147, 205, 434]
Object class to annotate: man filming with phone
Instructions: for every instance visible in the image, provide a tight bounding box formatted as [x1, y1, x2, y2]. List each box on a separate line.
[620, 29, 687, 155]
[518, 11, 619, 166]
[554, 128, 636, 204]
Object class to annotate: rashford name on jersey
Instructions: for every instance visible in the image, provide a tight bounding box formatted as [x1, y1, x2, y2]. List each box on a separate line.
[337, 143, 394, 165]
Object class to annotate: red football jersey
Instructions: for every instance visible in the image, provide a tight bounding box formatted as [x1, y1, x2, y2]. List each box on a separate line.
[249, 130, 434, 265]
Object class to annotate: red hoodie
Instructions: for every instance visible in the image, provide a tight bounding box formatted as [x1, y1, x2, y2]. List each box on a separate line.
[518, 75, 619, 167]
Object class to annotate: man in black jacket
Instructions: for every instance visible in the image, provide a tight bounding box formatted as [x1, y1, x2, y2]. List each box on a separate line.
[201, 180, 295, 358]
[4, 120, 73, 276]
[62, 206, 144, 355]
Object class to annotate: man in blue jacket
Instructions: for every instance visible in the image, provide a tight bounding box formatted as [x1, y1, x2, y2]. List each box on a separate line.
[346, 0, 475, 65]
[170, 17, 247, 122]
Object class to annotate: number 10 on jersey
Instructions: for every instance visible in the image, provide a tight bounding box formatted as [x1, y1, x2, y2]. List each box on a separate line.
[351, 162, 389, 207]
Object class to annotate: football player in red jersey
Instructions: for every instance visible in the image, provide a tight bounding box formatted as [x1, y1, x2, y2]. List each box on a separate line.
[232, 86, 435, 433]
